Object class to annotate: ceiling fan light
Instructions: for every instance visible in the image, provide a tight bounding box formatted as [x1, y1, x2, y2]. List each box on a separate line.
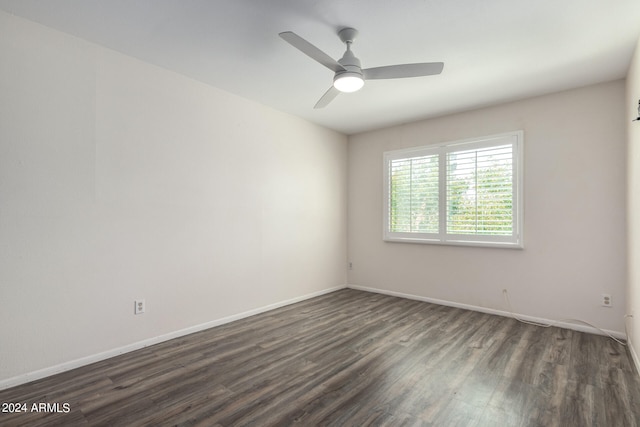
[333, 73, 364, 93]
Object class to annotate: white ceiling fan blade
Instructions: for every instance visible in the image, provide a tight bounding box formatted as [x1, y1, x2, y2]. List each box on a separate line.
[363, 62, 444, 80]
[314, 86, 340, 109]
[279, 31, 346, 73]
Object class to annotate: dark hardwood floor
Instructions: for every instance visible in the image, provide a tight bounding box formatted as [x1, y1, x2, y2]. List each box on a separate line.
[1, 288, 639, 426]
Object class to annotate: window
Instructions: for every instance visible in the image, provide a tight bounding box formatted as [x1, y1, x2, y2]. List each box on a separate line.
[383, 131, 523, 248]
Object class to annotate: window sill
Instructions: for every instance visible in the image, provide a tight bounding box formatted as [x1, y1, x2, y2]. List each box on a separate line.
[383, 236, 524, 249]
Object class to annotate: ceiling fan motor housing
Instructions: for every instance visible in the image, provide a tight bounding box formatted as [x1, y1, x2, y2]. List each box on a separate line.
[334, 39, 364, 92]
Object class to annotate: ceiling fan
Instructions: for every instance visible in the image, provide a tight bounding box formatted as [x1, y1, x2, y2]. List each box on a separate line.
[279, 27, 444, 108]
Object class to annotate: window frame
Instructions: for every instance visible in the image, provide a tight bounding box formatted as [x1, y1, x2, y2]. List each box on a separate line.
[383, 131, 524, 248]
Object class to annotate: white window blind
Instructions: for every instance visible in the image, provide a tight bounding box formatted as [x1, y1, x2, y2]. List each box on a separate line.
[389, 154, 439, 234]
[383, 131, 523, 248]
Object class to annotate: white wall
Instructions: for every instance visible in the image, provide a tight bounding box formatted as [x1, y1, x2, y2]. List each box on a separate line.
[627, 35, 640, 368]
[0, 11, 347, 385]
[348, 81, 627, 334]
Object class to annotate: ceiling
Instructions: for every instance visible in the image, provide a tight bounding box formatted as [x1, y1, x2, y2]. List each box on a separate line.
[1, 0, 640, 135]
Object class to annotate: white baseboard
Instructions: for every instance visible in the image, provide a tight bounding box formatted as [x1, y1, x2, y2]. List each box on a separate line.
[0, 285, 346, 391]
[347, 284, 627, 340]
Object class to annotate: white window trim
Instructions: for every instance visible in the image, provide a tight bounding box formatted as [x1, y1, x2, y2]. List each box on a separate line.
[383, 131, 524, 249]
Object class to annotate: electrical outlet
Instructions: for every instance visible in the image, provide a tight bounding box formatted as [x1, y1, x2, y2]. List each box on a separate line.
[349, 262, 353, 270]
[601, 294, 612, 307]
[135, 299, 145, 315]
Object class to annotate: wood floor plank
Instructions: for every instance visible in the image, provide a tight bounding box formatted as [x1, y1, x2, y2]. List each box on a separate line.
[1, 288, 639, 426]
